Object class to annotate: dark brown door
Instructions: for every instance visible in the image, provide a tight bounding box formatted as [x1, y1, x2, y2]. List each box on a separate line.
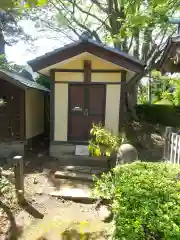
[69, 85, 105, 141]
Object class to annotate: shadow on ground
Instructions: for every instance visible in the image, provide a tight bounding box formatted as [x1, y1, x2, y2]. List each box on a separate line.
[0, 201, 22, 240]
[20, 199, 44, 219]
[20, 220, 109, 240]
[61, 228, 108, 240]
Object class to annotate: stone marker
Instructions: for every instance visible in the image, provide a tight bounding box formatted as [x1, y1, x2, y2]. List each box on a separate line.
[108, 143, 138, 168]
[116, 143, 138, 165]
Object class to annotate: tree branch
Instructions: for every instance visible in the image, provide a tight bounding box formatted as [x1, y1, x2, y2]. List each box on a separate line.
[68, 0, 111, 31]
[128, 35, 133, 52]
[54, 0, 100, 40]
[83, 3, 93, 25]
[113, 0, 119, 13]
[90, 0, 108, 13]
[27, 10, 79, 42]
[49, 0, 81, 37]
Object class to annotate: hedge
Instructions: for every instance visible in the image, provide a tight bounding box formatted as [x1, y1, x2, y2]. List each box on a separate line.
[93, 162, 180, 240]
[136, 104, 180, 127]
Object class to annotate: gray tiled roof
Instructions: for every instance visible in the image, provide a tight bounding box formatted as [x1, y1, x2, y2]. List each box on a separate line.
[0, 69, 49, 92]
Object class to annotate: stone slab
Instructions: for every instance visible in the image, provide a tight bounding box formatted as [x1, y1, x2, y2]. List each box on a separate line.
[50, 187, 94, 202]
[54, 170, 93, 181]
[58, 155, 108, 168]
[61, 165, 107, 174]
[75, 145, 89, 156]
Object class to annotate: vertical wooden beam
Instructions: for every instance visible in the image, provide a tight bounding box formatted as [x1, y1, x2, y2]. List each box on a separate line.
[50, 70, 55, 141]
[84, 60, 91, 83]
[119, 70, 127, 131]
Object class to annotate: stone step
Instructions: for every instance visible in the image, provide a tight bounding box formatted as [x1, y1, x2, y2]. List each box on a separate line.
[54, 170, 93, 181]
[58, 155, 108, 168]
[50, 187, 94, 203]
[59, 165, 108, 174]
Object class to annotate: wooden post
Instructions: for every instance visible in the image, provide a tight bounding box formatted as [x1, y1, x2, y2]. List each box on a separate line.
[164, 127, 173, 162]
[119, 71, 127, 131]
[84, 60, 91, 83]
[13, 155, 25, 204]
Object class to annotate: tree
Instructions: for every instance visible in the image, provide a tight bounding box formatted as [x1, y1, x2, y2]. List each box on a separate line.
[0, 0, 48, 9]
[137, 71, 180, 105]
[0, 0, 48, 60]
[26, 0, 180, 112]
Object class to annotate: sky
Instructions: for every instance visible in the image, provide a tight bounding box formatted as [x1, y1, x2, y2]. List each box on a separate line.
[5, 19, 72, 65]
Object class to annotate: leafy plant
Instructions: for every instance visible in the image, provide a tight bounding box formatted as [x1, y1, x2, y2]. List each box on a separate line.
[138, 84, 148, 104]
[0, 175, 16, 206]
[0, 0, 48, 9]
[93, 162, 180, 239]
[88, 123, 125, 157]
[0, 176, 11, 194]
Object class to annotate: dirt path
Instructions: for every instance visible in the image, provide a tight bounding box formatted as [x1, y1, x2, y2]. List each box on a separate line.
[17, 197, 110, 240]
[15, 171, 110, 239]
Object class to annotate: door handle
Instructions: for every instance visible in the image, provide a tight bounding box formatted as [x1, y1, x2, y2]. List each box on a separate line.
[84, 109, 88, 116]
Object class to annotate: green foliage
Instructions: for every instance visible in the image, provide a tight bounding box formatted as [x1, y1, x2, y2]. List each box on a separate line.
[155, 98, 173, 105]
[0, 0, 48, 9]
[0, 176, 11, 195]
[151, 71, 174, 102]
[0, 54, 26, 73]
[88, 123, 125, 157]
[36, 75, 50, 89]
[160, 90, 174, 103]
[138, 84, 148, 104]
[170, 78, 180, 106]
[136, 104, 180, 127]
[93, 162, 180, 239]
[0, 175, 16, 206]
[138, 71, 180, 106]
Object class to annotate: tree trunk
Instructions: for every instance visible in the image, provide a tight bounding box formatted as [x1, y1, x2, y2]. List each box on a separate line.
[0, 30, 6, 63]
[0, 30, 5, 54]
[126, 84, 138, 120]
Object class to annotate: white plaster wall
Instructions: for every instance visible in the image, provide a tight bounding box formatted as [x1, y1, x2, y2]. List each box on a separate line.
[26, 89, 44, 139]
[105, 85, 121, 135]
[54, 83, 68, 141]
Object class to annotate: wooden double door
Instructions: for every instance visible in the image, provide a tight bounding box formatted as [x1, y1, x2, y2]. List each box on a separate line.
[68, 84, 105, 141]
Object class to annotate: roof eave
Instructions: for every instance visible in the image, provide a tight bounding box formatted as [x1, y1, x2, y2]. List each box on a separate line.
[28, 40, 145, 74]
[0, 71, 27, 90]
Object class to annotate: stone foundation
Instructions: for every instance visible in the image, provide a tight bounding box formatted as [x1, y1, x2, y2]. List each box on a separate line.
[50, 142, 108, 168]
[0, 141, 25, 160]
[50, 143, 76, 157]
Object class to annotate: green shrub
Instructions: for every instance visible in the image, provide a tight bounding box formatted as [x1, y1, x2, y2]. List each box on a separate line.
[88, 123, 125, 157]
[93, 162, 180, 239]
[136, 104, 180, 127]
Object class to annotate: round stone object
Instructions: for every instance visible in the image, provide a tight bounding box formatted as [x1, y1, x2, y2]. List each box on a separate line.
[116, 143, 138, 165]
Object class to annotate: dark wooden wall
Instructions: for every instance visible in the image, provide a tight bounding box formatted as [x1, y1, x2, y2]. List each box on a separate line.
[0, 79, 25, 141]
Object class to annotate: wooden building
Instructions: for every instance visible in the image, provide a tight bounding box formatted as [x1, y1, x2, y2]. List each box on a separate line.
[158, 35, 180, 73]
[0, 69, 49, 157]
[28, 39, 145, 157]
